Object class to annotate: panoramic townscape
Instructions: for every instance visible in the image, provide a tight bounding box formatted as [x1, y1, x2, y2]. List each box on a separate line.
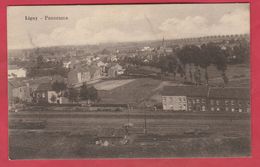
[8, 4, 250, 159]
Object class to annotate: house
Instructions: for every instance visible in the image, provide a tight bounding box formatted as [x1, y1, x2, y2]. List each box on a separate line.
[8, 65, 27, 79]
[108, 63, 124, 78]
[32, 82, 65, 104]
[110, 55, 118, 62]
[8, 80, 31, 104]
[97, 61, 107, 74]
[208, 87, 250, 113]
[63, 61, 71, 68]
[67, 64, 102, 87]
[161, 86, 207, 111]
[161, 86, 250, 112]
[161, 86, 187, 111]
[69, 57, 80, 69]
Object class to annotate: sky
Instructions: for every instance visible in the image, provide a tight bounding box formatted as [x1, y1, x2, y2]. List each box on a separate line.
[7, 3, 249, 50]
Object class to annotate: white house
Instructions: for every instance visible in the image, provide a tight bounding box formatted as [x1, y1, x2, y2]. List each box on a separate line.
[8, 65, 27, 79]
[162, 95, 187, 111]
[161, 86, 189, 111]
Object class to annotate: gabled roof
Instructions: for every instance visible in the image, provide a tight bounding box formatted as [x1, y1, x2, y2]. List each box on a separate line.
[209, 87, 250, 99]
[36, 82, 52, 91]
[162, 86, 208, 97]
[8, 80, 26, 88]
[8, 65, 20, 70]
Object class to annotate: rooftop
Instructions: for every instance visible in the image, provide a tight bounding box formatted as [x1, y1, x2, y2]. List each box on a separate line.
[162, 86, 250, 99]
[209, 87, 250, 99]
[162, 86, 208, 97]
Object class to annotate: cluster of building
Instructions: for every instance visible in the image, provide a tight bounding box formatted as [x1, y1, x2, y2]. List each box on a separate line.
[8, 75, 67, 107]
[8, 54, 126, 107]
[161, 86, 250, 113]
[67, 57, 124, 88]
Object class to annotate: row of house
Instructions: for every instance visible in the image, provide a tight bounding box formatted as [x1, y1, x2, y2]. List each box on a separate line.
[161, 86, 250, 113]
[67, 62, 124, 88]
[31, 82, 69, 104]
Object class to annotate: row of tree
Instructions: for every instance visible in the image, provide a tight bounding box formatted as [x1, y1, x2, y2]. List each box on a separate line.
[52, 82, 98, 103]
[120, 42, 235, 85]
[27, 54, 69, 78]
[159, 43, 229, 85]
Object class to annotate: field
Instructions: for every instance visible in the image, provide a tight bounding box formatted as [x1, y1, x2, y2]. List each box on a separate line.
[9, 110, 250, 159]
[94, 79, 135, 90]
[95, 64, 250, 105]
[97, 78, 162, 105]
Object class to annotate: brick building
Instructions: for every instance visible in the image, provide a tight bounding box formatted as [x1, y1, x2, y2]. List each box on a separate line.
[161, 86, 250, 112]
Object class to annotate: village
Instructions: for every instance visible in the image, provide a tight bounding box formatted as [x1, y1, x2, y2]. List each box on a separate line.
[8, 33, 251, 159]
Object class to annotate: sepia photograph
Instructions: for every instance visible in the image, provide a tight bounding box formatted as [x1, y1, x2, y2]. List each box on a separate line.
[7, 3, 250, 159]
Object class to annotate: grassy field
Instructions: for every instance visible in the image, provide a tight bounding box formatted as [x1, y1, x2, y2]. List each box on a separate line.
[97, 78, 162, 104]
[95, 64, 249, 106]
[9, 110, 250, 159]
[94, 79, 136, 91]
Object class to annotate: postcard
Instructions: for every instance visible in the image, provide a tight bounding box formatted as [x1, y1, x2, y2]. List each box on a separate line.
[7, 3, 250, 159]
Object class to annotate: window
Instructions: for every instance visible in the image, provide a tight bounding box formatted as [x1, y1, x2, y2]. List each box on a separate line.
[238, 101, 242, 106]
[210, 100, 214, 105]
[202, 99, 206, 104]
[231, 100, 235, 105]
[42, 93, 45, 98]
[231, 108, 235, 112]
[196, 99, 200, 103]
[216, 100, 220, 105]
[211, 107, 214, 111]
[193, 99, 196, 104]
[202, 106, 206, 111]
[225, 107, 229, 112]
[225, 100, 229, 105]
[162, 97, 166, 102]
[216, 107, 220, 111]
[239, 108, 243, 112]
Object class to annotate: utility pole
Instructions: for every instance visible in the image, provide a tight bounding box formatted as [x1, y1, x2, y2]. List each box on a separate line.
[127, 104, 130, 124]
[144, 108, 147, 135]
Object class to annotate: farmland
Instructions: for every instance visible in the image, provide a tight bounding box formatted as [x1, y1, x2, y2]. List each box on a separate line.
[94, 64, 250, 106]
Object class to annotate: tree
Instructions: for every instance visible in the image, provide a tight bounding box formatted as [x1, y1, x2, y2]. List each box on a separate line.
[80, 83, 89, 100]
[87, 86, 98, 102]
[80, 83, 98, 103]
[200, 44, 213, 85]
[209, 43, 228, 85]
[177, 46, 190, 81]
[52, 81, 67, 93]
[68, 88, 79, 103]
[36, 54, 44, 69]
